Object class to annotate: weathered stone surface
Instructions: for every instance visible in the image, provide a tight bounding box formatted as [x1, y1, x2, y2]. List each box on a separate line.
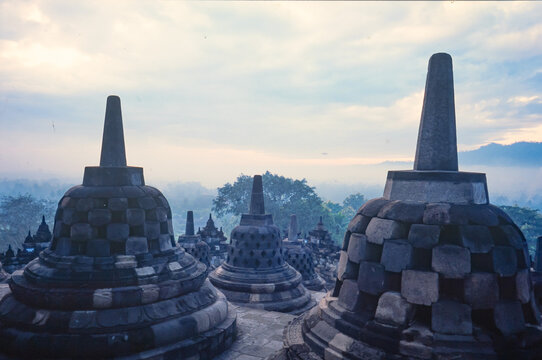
[338, 279, 362, 312]
[516, 269, 531, 304]
[492, 246, 517, 277]
[55, 237, 71, 256]
[347, 233, 367, 264]
[347, 214, 371, 234]
[460, 225, 493, 253]
[401, 270, 439, 305]
[432, 245, 470, 278]
[357, 261, 386, 295]
[413, 53, 457, 171]
[145, 222, 161, 240]
[106, 223, 129, 241]
[408, 224, 440, 249]
[494, 301, 525, 335]
[380, 240, 413, 273]
[358, 198, 389, 217]
[86, 238, 110, 257]
[464, 272, 498, 309]
[125, 237, 148, 255]
[70, 223, 93, 241]
[378, 200, 425, 223]
[501, 225, 524, 250]
[365, 218, 407, 245]
[88, 209, 112, 226]
[337, 250, 359, 281]
[108, 197, 128, 211]
[127, 208, 145, 226]
[375, 291, 415, 326]
[535, 237, 542, 272]
[432, 300, 472, 335]
[423, 203, 468, 225]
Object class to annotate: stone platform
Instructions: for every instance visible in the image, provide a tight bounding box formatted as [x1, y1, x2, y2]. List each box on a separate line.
[218, 291, 325, 360]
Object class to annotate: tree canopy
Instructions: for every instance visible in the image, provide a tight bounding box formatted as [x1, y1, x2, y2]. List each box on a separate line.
[0, 194, 56, 252]
[212, 172, 367, 242]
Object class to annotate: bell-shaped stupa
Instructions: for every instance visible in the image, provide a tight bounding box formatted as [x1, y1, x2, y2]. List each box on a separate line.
[283, 215, 326, 291]
[209, 175, 315, 314]
[178, 210, 211, 268]
[0, 96, 236, 359]
[280, 53, 542, 359]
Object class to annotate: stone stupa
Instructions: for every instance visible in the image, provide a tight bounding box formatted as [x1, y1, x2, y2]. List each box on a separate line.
[283, 215, 326, 291]
[209, 175, 315, 314]
[0, 95, 236, 359]
[280, 53, 542, 360]
[178, 210, 211, 268]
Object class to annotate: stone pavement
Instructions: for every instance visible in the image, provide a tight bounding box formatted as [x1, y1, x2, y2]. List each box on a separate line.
[217, 291, 326, 360]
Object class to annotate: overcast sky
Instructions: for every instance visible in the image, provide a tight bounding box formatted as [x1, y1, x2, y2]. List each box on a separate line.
[1, 1, 542, 188]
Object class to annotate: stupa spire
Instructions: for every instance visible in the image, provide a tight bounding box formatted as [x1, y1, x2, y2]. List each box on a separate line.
[99, 95, 127, 167]
[413, 53, 458, 171]
[249, 175, 265, 215]
[288, 214, 298, 242]
[185, 210, 195, 236]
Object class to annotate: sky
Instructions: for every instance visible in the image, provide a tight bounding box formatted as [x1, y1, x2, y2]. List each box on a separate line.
[1, 1, 542, 191]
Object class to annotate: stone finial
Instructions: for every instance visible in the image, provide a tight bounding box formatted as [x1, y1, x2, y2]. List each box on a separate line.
[413, 53, 458, 171]
[99, 95, 127, 167]
[249, 175, 265, 215]
[289, 214, 298, 242]
[185, 211, 195, 236]
[41, 215, 46, 224]
[318, 216, 323, 225]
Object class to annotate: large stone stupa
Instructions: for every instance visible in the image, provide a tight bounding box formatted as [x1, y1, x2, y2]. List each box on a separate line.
[209, 175, 315, 315]
[280, 53, 542, 359]
[0, 96, 236, 359]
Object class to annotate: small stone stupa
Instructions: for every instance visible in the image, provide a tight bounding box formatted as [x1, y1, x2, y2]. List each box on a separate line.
[178, 210, 211, 268]
[280, 53, 542, 359]
[34, 215, 52, 243]
[283, 215, 326, 291]
[0, 96, 236, 359]
[209, 175, 315, 314]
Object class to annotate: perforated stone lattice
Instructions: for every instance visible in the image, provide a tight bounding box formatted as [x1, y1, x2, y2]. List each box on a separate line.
[51, 185, 175, 257]
[226, 228, 284, 268]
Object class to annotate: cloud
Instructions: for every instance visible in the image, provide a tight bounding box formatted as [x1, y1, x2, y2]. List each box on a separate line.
[1, 1, 542, 187]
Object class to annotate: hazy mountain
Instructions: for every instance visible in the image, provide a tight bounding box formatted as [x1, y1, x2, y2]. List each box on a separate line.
[459, 142, 542, 167]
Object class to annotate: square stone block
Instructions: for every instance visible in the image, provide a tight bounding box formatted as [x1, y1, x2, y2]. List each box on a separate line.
[338, 279, 363, 311]
[464, 272, 498, 309]
[75, 198, 94, 212]
[375, 291, 415, 326]
[423, 203, 468, 225]
[127, 208, 145, 226]
[501, 225, 524, 250]
[401, 270, 439, 305]
[347, 234, 368, 264]
[494, 301, 525, 335]
[492, 246, 517, 277]
[365, 218, 408, 245]
[359, 198, 389, 217]
[70, 223, 93, 241]
[108, 197, 128, 211]
[515, 269, 531, 304]
[431, 300, 472, 335]
[358, 261, 386, 295]
[137, 196, 156, 210]
[126, 237, 149, 255]
[408, 224, 440, 249]
[432, 245, 470, 278]
[159, 234, 173, 251]
[145, 222, 161, 240]
[381, 240, 413, 273]
[62, 208, 76, 225]
[155, 207, 168, 222]
[338, 250, 359, 281]
[54, 237, 71, 256]
[378, 200, 425, 223]
[347, 214, 371, 234]
[106, 223, 129, 242]
[86, 238, 110, 257]
[460, 225, 493, 253]
[88, 209, 112, 227]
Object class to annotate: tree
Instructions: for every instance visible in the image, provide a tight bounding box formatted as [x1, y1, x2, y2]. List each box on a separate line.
[0, 194, 56, 252]
[499, 205, 542, 254]
[343, 193, 366, 211]
[213, 172, 327, 237]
